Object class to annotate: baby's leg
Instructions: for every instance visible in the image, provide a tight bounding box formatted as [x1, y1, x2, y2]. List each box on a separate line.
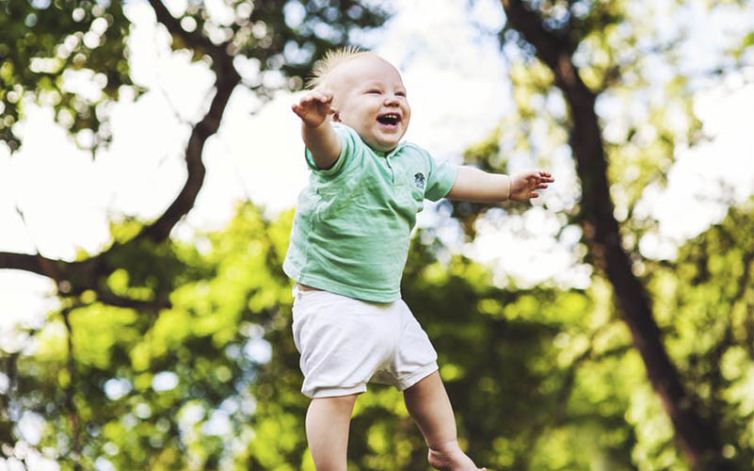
[403, 372, 485, 471]
[306, 394, 358, 471]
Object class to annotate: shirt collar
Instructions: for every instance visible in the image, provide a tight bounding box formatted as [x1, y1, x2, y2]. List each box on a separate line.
[372, 142, 405, 159]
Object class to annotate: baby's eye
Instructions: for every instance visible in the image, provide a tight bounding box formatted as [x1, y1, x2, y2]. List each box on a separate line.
[396, 91, 407, 97]
[366, 89, 382, 95]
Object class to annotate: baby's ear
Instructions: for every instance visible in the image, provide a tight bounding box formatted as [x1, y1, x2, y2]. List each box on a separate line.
[332, 111, 341, 122]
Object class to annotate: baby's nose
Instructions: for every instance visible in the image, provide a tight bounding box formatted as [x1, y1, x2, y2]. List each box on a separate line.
[384, 95, 401, 105]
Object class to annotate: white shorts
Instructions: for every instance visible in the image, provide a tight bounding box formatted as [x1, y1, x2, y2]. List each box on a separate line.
[291, 286, 438, 398]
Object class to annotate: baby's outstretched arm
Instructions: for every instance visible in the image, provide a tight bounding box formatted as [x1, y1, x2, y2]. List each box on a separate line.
[291, 89, 341, 169]
[446, 166, 554, 203]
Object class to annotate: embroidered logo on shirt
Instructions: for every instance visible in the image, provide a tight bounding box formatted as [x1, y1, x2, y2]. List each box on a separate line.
[414, 172, 426, 190]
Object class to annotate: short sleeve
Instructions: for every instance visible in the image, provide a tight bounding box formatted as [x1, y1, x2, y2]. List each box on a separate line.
[304, 124, 360, 178]
[423, 150, 458, 201]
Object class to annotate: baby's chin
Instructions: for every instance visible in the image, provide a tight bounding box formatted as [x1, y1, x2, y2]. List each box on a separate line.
[337, 120, 407, 152]
[373, 128, 409, 150]
[365, 135, 404, 153]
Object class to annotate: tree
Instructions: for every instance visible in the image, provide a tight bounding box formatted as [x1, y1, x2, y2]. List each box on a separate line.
[460, 0, 754, 468]
[0, 0, 387, 468]
[645, 201, 754, 468]
[4, 0, 754, 469]
[0, 0, 385, 301]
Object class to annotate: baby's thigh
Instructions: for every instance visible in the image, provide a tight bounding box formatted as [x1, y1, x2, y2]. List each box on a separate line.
[292, 290, 396, 395]
[390, 300, 438, 389]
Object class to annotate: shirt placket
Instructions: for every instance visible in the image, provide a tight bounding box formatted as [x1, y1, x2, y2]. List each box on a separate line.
[384, 149, 399, 185]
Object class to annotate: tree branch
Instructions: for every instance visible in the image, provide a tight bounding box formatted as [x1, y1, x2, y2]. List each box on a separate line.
[147, 0, 230, 68]
[96, 290, 172, 312]
[1, 0, 240, 303]
[137, 0, 240, 243]
[61, 306, 82, 471]
[0, 252, 63, 279]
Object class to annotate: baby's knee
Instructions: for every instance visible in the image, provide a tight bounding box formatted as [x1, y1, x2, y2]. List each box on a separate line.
[310, 393, 359, 412]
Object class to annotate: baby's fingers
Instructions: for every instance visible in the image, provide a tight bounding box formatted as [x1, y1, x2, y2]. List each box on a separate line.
[527, 171, 554, 189]
[292, 90, 336, 125]
[534, 171, 554, 183]
[299, 90, 333, 108]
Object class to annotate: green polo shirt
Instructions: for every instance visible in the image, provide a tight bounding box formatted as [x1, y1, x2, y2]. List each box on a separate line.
[283, 124, 458, 303]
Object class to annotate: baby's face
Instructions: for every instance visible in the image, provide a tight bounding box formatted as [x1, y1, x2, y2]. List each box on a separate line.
[326, 55, 410, 153]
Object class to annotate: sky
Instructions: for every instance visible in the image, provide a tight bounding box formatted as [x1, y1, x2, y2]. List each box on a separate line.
[1, 0, 754, 346]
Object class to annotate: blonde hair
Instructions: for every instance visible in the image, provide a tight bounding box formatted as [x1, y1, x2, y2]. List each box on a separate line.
[307, 46, 371, 88]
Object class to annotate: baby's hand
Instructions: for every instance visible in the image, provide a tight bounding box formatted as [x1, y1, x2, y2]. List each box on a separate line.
[292, 89, 335, 128]
[510, 170, 554, 201]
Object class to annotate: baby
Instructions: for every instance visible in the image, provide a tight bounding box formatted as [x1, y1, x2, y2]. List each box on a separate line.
[285, 47, 553, 471]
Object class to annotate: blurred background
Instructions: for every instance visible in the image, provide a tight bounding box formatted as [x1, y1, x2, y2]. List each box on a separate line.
[1, 0, 754, 469]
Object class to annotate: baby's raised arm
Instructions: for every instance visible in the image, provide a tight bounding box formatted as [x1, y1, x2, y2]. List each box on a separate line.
[291, 89, 341, 170]
[447, 166, 554, 203]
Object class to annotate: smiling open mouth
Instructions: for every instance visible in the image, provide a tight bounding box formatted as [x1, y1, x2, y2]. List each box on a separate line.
[377, 113, 400, 126]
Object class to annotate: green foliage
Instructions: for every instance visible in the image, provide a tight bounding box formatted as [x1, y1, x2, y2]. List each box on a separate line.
[2, 204, 296, 469]
[5, 198, 754, 469]
[0, 0, 387, 152]
[3, 0, 754, 469]
[0, 203, 625, 469]
[1, 0, 389, 468]
[480, 0, 711, 238]
[0, 0, 133, 150]
[644, 201, 754, 468]
[454, 0, 754, 468]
